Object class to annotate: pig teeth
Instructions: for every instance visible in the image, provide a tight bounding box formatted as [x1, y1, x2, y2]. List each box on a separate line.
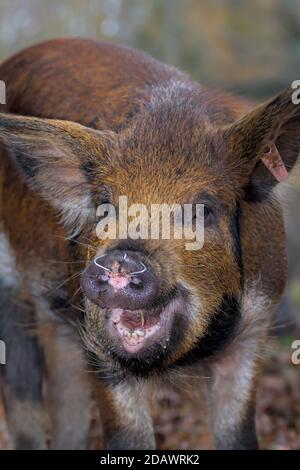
[140, 312, 145, 327]
[135, 328, 146, 337]
[122, 328, 146, 339]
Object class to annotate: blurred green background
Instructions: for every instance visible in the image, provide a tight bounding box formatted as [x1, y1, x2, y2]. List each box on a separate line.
[1, 0, 300, 99]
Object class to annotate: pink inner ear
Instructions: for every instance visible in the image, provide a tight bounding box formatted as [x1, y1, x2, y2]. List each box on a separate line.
[261, 143, 289, 182]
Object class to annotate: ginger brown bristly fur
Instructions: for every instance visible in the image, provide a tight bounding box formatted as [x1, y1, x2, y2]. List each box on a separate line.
[0, 38, 299, 450]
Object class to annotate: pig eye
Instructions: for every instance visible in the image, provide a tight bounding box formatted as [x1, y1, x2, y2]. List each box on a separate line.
[192, 204, 213, 225]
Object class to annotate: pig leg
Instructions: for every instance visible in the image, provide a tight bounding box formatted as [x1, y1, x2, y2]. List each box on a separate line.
[0, 290, 47, 449]
[204, 289, 273, 449]
[39, 320, 91, 450]
[205, 318, 268, 449]
[96, 377, 155, 450]
[206, 349, 259, 449]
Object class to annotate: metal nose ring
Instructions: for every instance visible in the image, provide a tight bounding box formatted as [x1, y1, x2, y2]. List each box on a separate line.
[129, 262, 147, 275]
[93, 254, 147, 276]
[93, 254, 111, 272]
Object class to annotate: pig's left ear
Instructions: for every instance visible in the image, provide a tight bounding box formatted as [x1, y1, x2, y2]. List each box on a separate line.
[224, 87, 300, 200]
[0, 113, 114, 236]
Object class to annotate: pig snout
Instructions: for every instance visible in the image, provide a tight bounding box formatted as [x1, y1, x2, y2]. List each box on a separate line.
[81, 250, 159, 310]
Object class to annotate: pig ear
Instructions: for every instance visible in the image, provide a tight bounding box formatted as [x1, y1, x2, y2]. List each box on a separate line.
[224, 87, 300, 200]
[0, 113, 112, 236]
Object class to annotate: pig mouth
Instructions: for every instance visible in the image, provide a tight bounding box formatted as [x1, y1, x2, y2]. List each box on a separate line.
[107, 298, 182, 354]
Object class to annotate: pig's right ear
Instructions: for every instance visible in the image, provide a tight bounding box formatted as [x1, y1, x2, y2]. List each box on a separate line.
[0, 113, 114, 236]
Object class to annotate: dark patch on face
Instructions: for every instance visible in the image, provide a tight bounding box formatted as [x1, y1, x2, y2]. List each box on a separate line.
[173, 295, 241, 368]
[230, 203, 243, 283]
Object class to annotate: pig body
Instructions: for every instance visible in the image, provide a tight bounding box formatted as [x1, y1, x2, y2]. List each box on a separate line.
[0, 38, 297, 450]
